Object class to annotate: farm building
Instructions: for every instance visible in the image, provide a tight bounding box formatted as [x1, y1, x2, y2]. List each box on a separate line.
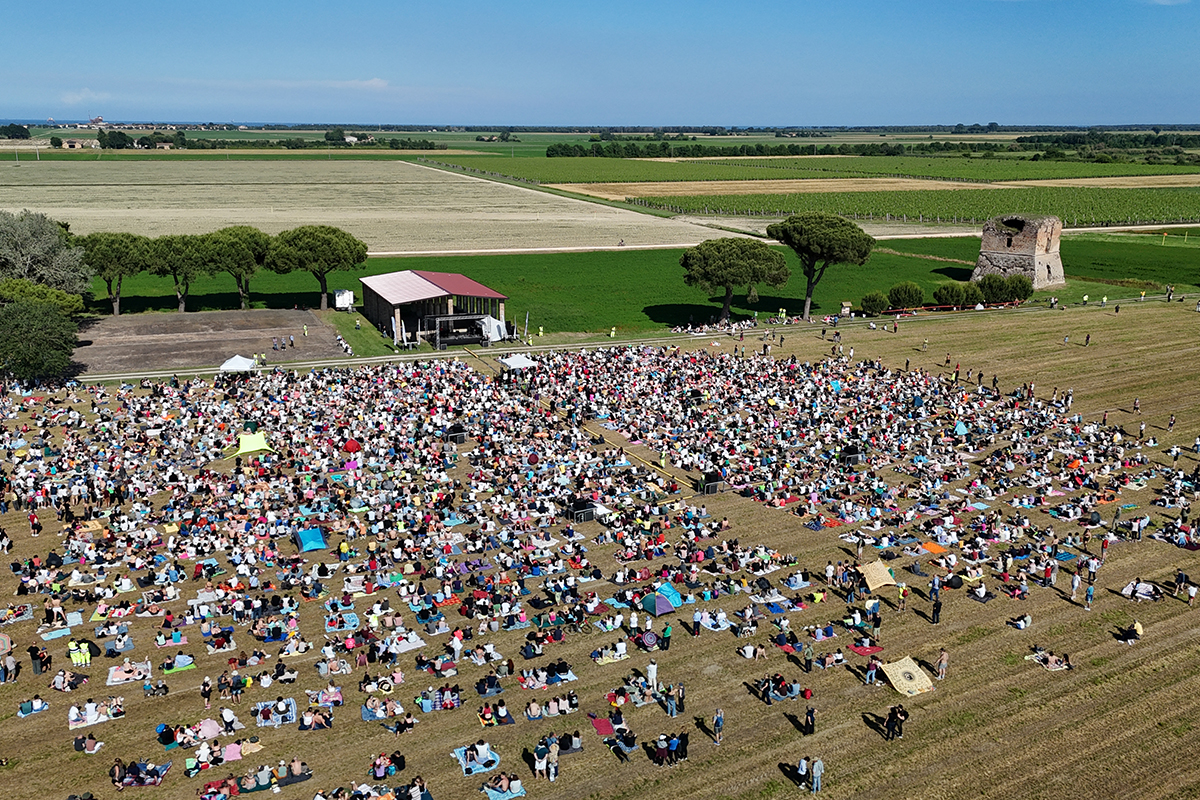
[360, 270, 507, 349]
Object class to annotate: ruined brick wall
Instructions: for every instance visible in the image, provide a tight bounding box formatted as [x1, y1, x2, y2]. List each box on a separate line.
[971, 215, 1065, 289]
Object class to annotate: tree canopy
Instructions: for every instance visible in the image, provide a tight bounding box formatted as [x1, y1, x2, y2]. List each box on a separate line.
[0, 278, 85, 316]
[266, 226, 367, 310]
[679, 237, 790, 323]
[0, 210, 92, 295]
[0, 301, 77, 381]
[205, 227, 272, 310]
[150, 234, 207, 312]
[766, 213, 875, 320]
[80, 231, 152, 315]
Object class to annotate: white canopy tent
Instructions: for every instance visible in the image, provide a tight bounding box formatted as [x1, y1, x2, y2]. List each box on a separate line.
[219, 355, 257, 372]
[498, 354, 538, 370]
[479, 315, 505, 343]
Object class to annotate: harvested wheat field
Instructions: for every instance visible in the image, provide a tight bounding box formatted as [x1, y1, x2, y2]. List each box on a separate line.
[0, 160, 719, 253]
[554, 178, 1005, 202]
[1, 303, 1198, 800]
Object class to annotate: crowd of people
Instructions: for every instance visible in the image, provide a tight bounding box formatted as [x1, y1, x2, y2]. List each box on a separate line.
[0, 336, 1194, 798]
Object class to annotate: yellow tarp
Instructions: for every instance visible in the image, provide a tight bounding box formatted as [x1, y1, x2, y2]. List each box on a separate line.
[881, 656, 934, 696]
[229, 431, 274, 457]
[859, 560, 897, 593]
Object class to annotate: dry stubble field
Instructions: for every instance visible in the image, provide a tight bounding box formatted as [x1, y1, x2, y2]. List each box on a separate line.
[0, 161, 719, 253]
[2, 303, 1200, 800]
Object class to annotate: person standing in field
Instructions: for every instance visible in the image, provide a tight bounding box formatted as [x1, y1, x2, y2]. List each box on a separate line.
[712, 708, 723, 745]
[936, 648, 948, 680]
[810, 757, 824, 794]
[1085, 583, 1094, 611]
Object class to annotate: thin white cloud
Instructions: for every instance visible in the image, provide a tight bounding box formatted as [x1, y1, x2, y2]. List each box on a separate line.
[60, 87, 111, 105]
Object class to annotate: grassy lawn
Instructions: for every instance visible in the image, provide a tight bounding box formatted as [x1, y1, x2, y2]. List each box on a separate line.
[87, 232, 1200, 330]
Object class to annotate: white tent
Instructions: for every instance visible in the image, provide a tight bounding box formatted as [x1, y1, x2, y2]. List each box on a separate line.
[498, 354, 538, 370]
[479, 315, 505, 343]
[219, 355, 257, 372]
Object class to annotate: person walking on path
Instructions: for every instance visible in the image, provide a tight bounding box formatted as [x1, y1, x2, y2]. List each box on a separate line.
[712, 708, 724, 745]
[936, 648, 949, 680]
[810, 757, 824, 794]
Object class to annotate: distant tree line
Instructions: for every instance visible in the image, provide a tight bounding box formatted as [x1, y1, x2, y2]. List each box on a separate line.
[0, 124, 31, 139]
[547, 141, 913, 158]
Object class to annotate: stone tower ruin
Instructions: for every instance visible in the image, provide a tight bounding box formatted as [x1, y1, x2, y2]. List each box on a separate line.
[971, 214, 1065, 290]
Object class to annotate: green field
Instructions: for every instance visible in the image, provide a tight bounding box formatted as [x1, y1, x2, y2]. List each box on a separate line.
[87, 233, 1195, 335]
[635, 187, 1200, 227]
[706, 156, 1200, 182]
[416, 154, 1200, 185]
[420, 155, 847, 183]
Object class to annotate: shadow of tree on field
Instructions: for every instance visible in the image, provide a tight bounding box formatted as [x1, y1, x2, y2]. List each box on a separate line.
[642, 303, 731, 328]
[87, 290, 326, 316]
[933, 265, 974, 282]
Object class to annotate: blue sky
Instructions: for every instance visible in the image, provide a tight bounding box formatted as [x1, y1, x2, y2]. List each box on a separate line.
[3, 0, 1197, 126]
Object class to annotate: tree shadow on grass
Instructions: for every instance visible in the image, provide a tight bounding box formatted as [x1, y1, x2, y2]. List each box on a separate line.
[932, 265, 974, 282]
[642, 303, 730, 328]
[87, 290, 324, 316]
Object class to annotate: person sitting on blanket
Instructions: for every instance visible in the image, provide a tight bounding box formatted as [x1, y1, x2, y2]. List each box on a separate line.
[817, 651, 844, 669]
[526, 700, 543, 719]
[973, 582, 988, 600]
[485, 772, 513, 793]
[464, 739, 492, 765]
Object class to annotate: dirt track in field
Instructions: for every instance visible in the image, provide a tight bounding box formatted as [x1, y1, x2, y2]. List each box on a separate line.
[998, 174, 1200, 188]
[553, 178, 1006, 201]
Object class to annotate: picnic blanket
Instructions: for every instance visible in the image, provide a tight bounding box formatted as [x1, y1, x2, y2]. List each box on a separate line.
[482, 786, 526, 800]
[453, 745, 499, 776]
[107, 660, 152, 686]
[122, 761, 171, 787]
[847, 644, 883, 657]
[589, 717, 615, 736]
[254, 697, 298, 727]
[1024, 654, 1069, 672]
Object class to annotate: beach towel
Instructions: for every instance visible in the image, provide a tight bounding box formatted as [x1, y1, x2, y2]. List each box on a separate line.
[847, 644, 883, 657]
[482, 786, 527, 800]
[590, 717, 615, 736]
[453, 745, 499, 776]
[107, 660, 152, 686]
